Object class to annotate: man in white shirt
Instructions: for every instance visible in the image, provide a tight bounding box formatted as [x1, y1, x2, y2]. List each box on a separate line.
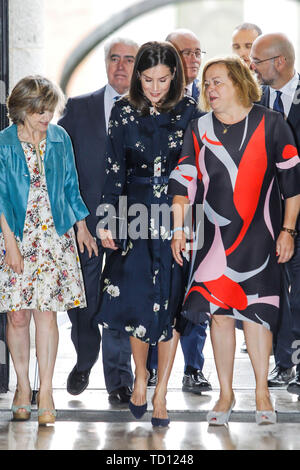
[58, 37, 139, 402]
[251, 32, 300, 393]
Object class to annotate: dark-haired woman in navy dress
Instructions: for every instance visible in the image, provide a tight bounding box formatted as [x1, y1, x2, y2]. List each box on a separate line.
[96, 41, 200, 427]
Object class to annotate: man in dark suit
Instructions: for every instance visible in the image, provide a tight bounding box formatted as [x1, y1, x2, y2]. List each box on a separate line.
[58, 37, 139, 403]
[251, 32, 300, 392]
[146, 29, 211, 395]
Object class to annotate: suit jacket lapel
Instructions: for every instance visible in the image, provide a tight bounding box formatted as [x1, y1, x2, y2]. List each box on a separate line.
[260, 85, 270, 107]
[287, 74, 300, 129]
[87, 86, 106, 140]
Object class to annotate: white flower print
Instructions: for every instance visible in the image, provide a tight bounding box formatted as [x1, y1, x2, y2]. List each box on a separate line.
[107, 285, 120, 297]
[135, 325, 147, 338]
[103, 279, 120, 298]
[153, 269, 159, 285]
[122, 105, 131, 113]
[111, 163, 120, 173]
[125, 324, 147, 339]
[153, 303, 160, 312]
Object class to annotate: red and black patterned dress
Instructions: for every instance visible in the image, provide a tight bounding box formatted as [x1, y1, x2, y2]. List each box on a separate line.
[168, 104, 300, 332]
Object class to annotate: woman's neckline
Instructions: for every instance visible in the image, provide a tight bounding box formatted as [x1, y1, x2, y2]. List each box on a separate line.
[213, 104, 254, 126]
[19, 137, 46, 145]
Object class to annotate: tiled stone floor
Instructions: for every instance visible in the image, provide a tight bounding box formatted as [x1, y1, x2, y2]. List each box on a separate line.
[1, 313, 299, 450]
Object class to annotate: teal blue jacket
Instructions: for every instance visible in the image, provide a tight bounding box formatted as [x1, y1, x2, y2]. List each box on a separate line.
[0, 123, 89, 240]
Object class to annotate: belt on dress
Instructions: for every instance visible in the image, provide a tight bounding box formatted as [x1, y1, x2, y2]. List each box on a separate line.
[127, 175, 169, 185]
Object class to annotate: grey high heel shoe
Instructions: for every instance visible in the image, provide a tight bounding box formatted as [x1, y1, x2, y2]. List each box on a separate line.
[255, 410, 277, 425]
[207, 398, 236, 426]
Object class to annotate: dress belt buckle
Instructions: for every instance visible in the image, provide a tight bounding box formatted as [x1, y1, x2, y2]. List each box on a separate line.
[150, 176, 168, 185]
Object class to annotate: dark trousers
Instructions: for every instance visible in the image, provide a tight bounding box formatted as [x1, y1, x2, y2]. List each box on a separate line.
[102, 328, 133, 394]
[274, 247, 300, 370]
[68, 244, 133, 392]
[68, 245, 103, 372]
[288, 235, 300, 372]
[147, 323, 207, 372]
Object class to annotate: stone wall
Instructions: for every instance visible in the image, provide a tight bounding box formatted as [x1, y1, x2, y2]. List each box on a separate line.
[8, 0, 45, 90]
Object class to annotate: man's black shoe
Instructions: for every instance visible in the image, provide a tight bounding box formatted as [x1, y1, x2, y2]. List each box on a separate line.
[267, 365, 295, 387]
[287, 372, 300, 395]
[67, 365, 91, 395]
[147, 369, 158, 387]
[182, 367, 212, 394]
[108, 386, 132, 404]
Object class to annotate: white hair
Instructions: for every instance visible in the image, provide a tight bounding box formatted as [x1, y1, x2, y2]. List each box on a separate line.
[104, 37, 139, 64]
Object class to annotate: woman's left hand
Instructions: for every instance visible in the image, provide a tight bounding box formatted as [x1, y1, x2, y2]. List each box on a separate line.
[276, 231, 295, 263]
[76, 220, 99, 258]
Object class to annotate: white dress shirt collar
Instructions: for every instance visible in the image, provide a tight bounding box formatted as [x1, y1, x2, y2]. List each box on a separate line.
[269, 71, 299, 118]
[104, 83, 123, 132]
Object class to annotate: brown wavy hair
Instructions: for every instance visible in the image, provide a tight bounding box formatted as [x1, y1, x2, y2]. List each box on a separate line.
[200, 55, 262, 112]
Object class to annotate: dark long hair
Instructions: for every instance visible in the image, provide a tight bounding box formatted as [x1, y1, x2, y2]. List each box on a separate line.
[129, 41, 185, 114]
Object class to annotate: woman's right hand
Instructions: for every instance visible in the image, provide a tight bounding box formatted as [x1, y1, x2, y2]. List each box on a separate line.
[98, 228, 118, 251]
[5, 242, 24, 274]
[171, 230, 186, 266]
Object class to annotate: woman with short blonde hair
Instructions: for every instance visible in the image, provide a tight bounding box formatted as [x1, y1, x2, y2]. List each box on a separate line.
[200, 55, 262, 111]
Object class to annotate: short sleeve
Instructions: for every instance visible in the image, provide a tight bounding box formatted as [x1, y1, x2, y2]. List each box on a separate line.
[274, 113, 300, 199]
[168, 120, 199, 204]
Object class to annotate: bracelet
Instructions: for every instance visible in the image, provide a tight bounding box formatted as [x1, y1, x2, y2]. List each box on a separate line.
[172, 227, 184, 236]
[281, 227, 298, 238]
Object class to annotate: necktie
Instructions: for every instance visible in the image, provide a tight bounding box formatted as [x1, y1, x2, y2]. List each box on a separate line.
[114, 95, 121, 101]
[273, 90, 284, 116]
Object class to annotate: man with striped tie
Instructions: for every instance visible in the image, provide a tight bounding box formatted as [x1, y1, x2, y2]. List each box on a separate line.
[58, 37, 139, 402]
[251, 33, 300, 394]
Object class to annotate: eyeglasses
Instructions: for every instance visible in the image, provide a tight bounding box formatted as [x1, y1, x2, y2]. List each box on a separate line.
[250, 55, 280, 65]
[180, 49, 206, 59]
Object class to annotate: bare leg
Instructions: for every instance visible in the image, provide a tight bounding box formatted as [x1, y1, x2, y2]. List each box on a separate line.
[152, 329, 180, 420]
[210, 315, 236, 411]
[6, 309, 32, 408]
[32, 309, 58, 413]
[243, 321, 273, 411]
[129, 336, 149, 406]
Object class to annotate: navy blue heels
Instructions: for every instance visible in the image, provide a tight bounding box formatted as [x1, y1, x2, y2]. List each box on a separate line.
[129, 400, 147, 419]
[151, 417, 170, 428]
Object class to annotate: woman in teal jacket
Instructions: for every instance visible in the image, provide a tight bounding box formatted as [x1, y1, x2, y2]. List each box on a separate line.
[0, 76, 97, 425]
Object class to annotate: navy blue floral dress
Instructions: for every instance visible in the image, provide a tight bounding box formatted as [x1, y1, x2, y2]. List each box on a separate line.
[95, 96, 199, 345]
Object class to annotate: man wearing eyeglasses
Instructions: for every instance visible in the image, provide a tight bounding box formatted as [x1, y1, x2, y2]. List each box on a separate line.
[166, 29, 205, 101]
[251, 33, 300, 395]
[145, 29, 212, 396]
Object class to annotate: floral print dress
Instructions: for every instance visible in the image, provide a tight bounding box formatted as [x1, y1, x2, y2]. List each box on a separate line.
[95, 96, 200, 345]
[0, 139, 86, 312]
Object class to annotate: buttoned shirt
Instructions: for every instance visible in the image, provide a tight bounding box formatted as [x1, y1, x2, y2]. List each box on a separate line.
[269, 71, 299, 119]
